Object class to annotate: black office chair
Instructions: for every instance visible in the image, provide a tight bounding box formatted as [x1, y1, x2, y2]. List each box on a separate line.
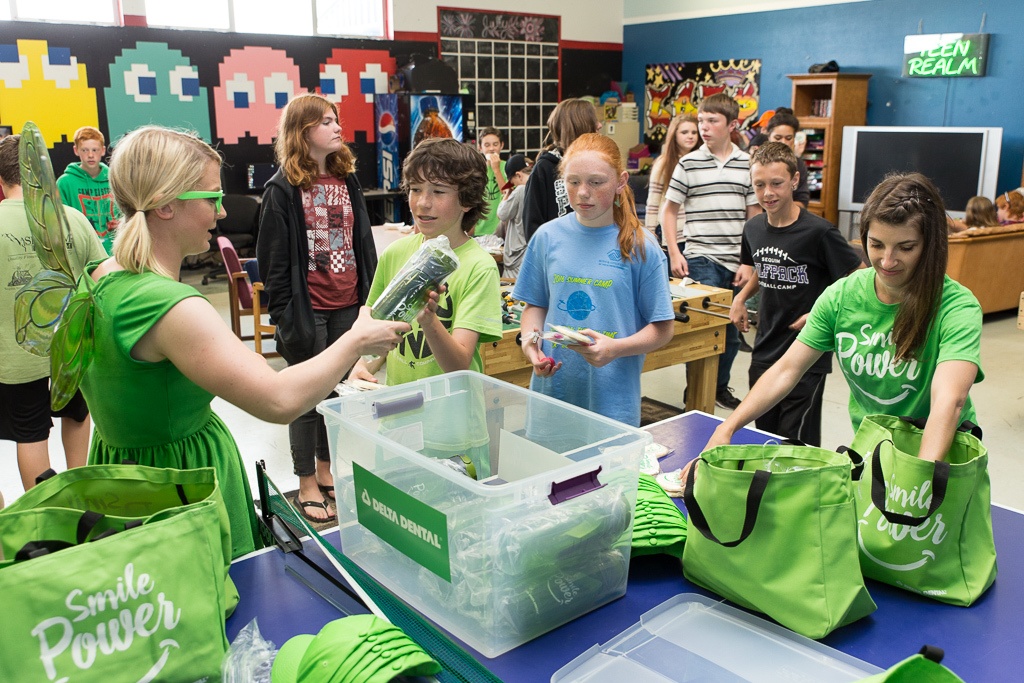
[203, 194, 260, 285]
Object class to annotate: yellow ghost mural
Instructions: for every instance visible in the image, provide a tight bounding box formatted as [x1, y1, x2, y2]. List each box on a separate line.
[0, 39, 99, 146]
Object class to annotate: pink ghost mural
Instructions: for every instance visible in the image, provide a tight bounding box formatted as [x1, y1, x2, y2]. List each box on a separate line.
[316, 49, 395, 143]
[213, 46, 301, 144]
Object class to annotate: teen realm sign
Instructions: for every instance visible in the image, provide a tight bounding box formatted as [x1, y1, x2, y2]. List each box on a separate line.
[903, 33, 989, 78]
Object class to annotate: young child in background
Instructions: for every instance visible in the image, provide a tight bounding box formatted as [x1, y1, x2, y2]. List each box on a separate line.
[728, 142, 861, 445]
[765, 108, 810, 208]
[645, 114, 700, 253]
[497, 153, 533, 279]
[964, 196, 1000, 227]
[514, 133, 675, 427]
[523, 98, 601, 241]
[995, 189, 1024, 225]
[57, 126, 118, 254]
[949, 195, 1001, 234]
[473, 126, 506, 236]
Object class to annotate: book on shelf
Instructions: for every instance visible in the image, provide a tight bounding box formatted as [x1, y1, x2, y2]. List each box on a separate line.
[810, 99, 833, 117]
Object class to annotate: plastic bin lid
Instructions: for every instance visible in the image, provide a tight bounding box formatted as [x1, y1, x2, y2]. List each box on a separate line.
[551, 594, 883, 682]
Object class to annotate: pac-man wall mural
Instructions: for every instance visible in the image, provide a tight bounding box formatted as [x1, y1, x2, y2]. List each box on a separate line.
[105, 42, 212, 143]
[317, 49, 395, 143]
[0, 39, 99, 147]
[214, 46, 301, 145]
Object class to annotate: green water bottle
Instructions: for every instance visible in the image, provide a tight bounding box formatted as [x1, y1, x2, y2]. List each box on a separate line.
[371, 235, 460, 323]
[496, 549, 629, 634]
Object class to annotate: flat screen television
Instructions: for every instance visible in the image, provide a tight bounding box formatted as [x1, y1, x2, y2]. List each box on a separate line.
[838, 126, 1002, 217]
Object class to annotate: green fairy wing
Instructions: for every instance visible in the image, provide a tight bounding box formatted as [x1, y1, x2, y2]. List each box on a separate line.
[18, 122, 74, 275]
[13, 122, 98, 408]
[13, 269, 76, 356]
[49, 288, 96, 411]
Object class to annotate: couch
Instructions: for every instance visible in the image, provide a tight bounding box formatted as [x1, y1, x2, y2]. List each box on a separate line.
[947, 222, 1024, 314]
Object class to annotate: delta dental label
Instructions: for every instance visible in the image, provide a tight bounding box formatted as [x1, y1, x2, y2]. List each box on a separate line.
[353, 462, 451, 581]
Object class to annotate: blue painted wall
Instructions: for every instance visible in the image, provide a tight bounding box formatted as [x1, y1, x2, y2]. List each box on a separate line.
[623, 0, 1023, 194]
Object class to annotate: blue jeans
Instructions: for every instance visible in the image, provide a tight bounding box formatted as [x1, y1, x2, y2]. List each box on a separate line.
[685, 256, 739, 394]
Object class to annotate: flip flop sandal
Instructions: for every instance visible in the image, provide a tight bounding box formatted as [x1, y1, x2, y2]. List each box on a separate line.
[294, 495, 337, 524]
[318, 482, 336, 501]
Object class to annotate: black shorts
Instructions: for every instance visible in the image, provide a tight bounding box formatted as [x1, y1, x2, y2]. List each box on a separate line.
[0, 378, 89, 443]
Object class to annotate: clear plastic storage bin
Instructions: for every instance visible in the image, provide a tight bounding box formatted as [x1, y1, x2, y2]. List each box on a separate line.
[318, 371, 649, 657]
[552, 594, 884, 682]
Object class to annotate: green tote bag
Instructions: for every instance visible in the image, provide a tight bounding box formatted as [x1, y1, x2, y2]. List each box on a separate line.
[857, 645, 966, 682]
[682, 443, 876, 639]
[0, 485, 229, 682]
[2, 463, 239, 615]
[848, 415, 997, 605]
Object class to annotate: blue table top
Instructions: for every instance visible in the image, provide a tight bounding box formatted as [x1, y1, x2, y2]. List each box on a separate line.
[228, 411, 1023, 681]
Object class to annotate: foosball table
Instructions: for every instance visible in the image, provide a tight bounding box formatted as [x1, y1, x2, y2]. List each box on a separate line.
[482, 281, 733, 414]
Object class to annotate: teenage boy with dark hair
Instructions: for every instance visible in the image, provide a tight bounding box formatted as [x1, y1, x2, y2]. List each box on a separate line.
[56, 126, 118, 254]
[659, 93, 761, 409]
[0, 135, 106, 490]
[473, 126, 506, 236]
[350, 138, 503, 477]
[731, 142, 862, 444]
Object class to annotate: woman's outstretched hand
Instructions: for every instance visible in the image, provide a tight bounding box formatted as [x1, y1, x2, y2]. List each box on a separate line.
[350, 306, 411, 357]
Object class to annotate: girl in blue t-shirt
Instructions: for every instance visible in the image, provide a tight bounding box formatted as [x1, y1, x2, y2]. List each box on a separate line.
[704, 173, 983, 462]
[514, 133, 675, 427]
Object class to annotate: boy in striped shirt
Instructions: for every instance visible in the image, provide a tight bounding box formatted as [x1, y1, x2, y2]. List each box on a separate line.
[659, 93, 761, 409]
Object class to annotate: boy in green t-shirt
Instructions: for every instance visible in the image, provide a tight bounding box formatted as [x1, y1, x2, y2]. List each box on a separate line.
[471, 127, 506, 236]
[351, 138, 503, 476]
[56, 126, 119, 255]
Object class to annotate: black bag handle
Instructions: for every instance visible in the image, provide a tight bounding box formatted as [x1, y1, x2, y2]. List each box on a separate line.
[870, 440, 949, 527]
[35, 468, 58, 485]
[14, 510, 107, 562]
[836, 445, 865, 481]
[899, 416, 983, 440]
[683, 458, 770, 547]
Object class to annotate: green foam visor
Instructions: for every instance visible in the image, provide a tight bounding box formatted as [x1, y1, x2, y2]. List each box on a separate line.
[270, 615, 441, 683]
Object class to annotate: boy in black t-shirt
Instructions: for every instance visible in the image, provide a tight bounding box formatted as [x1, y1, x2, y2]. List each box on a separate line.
[731, 142, 862, 445]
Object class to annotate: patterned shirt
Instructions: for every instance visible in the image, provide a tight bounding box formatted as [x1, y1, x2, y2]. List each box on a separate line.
[302, 175, 359, 309]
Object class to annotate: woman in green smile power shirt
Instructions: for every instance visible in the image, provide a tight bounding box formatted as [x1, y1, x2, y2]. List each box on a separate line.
[704, 173, 982, 463]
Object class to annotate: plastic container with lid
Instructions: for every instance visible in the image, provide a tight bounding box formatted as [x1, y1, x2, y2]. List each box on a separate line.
[552, 593, 884, 682]
[318, 371, 649, 657]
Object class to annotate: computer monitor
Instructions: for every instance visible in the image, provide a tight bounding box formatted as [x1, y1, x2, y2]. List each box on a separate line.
[247, 163, 278, 192]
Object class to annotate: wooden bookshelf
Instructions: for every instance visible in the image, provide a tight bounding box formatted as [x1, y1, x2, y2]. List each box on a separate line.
[788, 73, 871, 225]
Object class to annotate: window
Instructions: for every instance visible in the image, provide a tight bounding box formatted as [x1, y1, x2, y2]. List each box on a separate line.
[235, 0, 313, 36]
[317, 0, 387, 38]
[13, 0, 116, 25]
[146, 0, 230, 30]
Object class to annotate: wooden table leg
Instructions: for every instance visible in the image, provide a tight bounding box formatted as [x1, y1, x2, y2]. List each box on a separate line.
[685, 355, 719, 414]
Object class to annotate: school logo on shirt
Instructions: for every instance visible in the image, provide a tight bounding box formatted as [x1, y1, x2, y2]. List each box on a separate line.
[752, 246, 808, 291]
[557, 290, 596, 321]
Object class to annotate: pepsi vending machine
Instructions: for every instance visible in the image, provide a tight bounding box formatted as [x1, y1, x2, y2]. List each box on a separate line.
[376, 94, 465, 210]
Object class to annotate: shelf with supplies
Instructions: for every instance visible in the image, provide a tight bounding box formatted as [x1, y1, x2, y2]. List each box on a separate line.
[788, 73, 871, 225]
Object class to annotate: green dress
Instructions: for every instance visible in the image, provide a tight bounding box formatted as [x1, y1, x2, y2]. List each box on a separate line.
[79, 265, 262, 558]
